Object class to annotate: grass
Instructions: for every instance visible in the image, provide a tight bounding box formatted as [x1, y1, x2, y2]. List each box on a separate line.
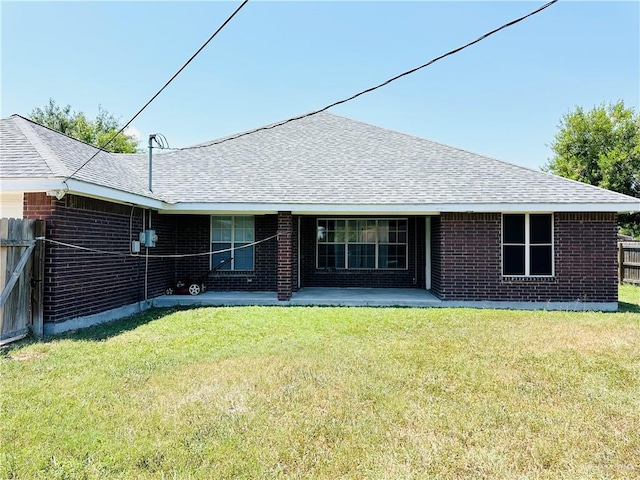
[1, 287, 639, 479]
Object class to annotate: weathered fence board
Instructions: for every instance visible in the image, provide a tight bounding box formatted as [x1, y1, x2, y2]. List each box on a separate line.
[618, 242, 640, 285]
[0, 218, 45, 344]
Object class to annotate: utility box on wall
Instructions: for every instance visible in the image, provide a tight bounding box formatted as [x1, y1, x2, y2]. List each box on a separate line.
[139, 229, 158, 248]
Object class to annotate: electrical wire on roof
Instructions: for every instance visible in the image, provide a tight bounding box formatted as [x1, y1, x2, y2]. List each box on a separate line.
[63, 0, 249, 183]
[151, 133, 169, 150]
[36, 233, 278, 259]
[170, 0, 558, 151]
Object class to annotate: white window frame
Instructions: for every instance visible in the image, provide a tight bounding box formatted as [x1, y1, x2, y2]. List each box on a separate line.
[210, 215, 255, 271]
[502, 213, 554, 277]
[316, 218, 409, 270]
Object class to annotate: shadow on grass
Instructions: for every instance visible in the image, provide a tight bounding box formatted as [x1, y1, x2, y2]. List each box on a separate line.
[53, 307, 190, 342]
[618, 301, 640, 314]
[1, 307, 195, 354]
[3, 286, 639, 355]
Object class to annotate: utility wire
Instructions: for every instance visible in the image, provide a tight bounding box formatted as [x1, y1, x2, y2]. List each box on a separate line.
[63, 0, 249, 182]
[37, 233, 278, 259]
[173, 0, 558, 151]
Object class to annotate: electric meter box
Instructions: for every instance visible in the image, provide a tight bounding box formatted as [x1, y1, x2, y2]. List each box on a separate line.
[139, 229, 158, 247]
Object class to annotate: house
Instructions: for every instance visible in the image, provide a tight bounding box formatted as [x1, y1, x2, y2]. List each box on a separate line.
[1, 112, 639, 333]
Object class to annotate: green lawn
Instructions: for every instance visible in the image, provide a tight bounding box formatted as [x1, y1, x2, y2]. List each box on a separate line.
[2, 287, 639, 479]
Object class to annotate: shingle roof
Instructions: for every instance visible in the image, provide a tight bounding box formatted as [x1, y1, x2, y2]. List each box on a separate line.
[0, 115, 158, 199]
[2, 112, 639, 211]
[148, 112, 638, 207]
[0, 115, 60, 177]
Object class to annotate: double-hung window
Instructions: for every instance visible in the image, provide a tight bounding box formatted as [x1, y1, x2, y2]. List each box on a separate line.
[317, 218, 407, 269]
[502, 213, 553, 276]
[211, 216, 255, 271]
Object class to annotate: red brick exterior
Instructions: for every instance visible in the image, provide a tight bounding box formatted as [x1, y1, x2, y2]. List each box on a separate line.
[430, 216, 442, 294]
[23, 193, 175, 323]
[430, 212, 618, 303]
[23, 192, 619, 324]
[277, 212, 293, 300]
[292, 215, 300, 291]
[173, 214, 277, 292]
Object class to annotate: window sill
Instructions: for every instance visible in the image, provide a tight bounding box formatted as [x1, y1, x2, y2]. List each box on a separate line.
[501, 276, 557, 284]
[315, 268, 408, 273]
[211, 271, 256, 277]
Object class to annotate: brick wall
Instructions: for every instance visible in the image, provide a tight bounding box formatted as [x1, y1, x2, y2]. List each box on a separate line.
[433, 212, 618, 303]
[23, 196, 281, 323]
[277, 212, 293, 300]
[292, 215, 299, 291]
[173, 214, 278, 292]
[23, 193, 175, 323]
[24, 194, 617, 322]
[299, 216, 426, 288]
[430, 216, 442, 295]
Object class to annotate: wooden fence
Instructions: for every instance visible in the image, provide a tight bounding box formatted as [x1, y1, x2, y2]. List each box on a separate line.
[0, 218, 45, 345]
[618, 242, 640, 285]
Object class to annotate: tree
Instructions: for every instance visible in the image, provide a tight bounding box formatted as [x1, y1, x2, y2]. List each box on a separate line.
[29, 98, 139, 153]
[544, 100, 640, 236]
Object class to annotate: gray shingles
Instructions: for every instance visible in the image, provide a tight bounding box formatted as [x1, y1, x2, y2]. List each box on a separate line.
[2, 112, 639, 208]
[0, 116, 57, 177]
[148, 112, 639, 206]
[1, 115, 159, 199]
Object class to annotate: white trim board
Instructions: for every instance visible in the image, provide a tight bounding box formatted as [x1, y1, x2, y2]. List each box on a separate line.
[1, 178, 163, 209]
[159, 202, 639, 215]
[4, 179, 638, 215]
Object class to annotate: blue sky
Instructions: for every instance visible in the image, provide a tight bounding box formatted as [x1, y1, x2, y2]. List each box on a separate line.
[2, 1, 638, 169]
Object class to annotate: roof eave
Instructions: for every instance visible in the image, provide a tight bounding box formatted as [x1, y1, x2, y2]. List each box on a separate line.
[1, 177, 163, 210]
[157, 201, 640, 215]
[4, 178, 637, 214]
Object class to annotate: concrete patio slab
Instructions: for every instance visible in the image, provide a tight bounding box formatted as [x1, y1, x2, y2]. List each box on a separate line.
[152, 291, 281, 307]
[151, 288, 441, 308]
[290, 287, 441, 307]
[150, 288, 616, 311]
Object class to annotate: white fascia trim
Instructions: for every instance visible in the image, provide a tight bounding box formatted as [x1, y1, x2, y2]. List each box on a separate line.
[5, 179, 638, 215]
[158, 202, 640, 215]
[158, 204, 442, 215]
[1, 177, 69, 193]
[65, 179, 163, 209]
[1, 177, 163, 209]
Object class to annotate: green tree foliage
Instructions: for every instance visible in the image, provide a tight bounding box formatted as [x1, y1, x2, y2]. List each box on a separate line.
[29, 98, 139, 153]
[544, 101, 640, 236]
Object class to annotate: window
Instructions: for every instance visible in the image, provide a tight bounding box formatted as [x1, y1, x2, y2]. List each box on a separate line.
[211, 216, 255, 270]
[317, 218, 407, 269]
[502, 214, 553, 276]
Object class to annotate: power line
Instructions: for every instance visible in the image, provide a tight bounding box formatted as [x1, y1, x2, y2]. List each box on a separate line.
[64, 0, 249, 182]
[37, 233, 278, 259]
[174, 0, 558, 151]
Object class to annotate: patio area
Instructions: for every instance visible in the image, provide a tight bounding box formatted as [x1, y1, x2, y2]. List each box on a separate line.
[150, 287, 616, 311]
[152, 287, 442, 308]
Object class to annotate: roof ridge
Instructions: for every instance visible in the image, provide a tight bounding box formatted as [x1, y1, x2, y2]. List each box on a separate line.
[176, 111, 341, 150]
[11, 114, 116, 153]
[11, 115, 70, 177]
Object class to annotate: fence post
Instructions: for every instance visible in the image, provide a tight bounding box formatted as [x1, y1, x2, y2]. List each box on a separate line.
[618, 242, 623, 285]
[32, 220, 45, 337]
